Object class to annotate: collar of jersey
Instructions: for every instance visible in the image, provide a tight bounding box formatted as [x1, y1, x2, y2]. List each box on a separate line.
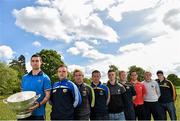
[28, 70, 43, 76]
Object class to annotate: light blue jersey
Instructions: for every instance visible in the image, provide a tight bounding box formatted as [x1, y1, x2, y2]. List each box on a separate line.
[21, 71, 51, 116]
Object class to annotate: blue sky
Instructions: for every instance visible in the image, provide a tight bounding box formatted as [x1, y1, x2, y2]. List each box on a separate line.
[0, 0, 180, 81]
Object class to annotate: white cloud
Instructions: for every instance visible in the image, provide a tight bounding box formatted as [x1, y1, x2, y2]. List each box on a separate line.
[32, 41, 41, 47]
[108, 0, 160, 21]
[13, 0, 118, 43]
[11, 0, 180, 81]
[67, 41, 113, 60]
[13, 7, 71, 42]
[67, 47, 80, 55]
[91, 0, 116, 11]
[61, 55, 65, 60]
[57, 51, 65, 60]
[163, 9, 180, 30]
[119, 43, 144, 53]
[0, 45, 14, 60]
[68, 64, 86, 74]
[75, 41, 94, 51]
[36, 0, 51, 5]
[134, 0, 180, 37]
[85, 31, 180, 82]
[26, 61, 31, 72]
[73, 0, 180, 81]
[90, 39, 99, 45]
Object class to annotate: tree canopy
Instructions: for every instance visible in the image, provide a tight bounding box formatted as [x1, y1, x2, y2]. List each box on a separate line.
[167, 74, 180, 86]
[109, 65, 120, 81]
[0, 62, 20, 95]
[127, 65, 145, 81]
[37, 49, 64, 83]
[9, 55, 27, 80]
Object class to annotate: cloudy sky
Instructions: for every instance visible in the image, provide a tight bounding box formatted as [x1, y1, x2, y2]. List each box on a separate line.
[0, 0, 180, 81]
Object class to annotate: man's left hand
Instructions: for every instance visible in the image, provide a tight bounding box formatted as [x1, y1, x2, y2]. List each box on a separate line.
[28, 102, 40, 112]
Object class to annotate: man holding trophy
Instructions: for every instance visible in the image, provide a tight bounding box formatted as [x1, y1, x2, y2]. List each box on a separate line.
[20, 54, 51, 120]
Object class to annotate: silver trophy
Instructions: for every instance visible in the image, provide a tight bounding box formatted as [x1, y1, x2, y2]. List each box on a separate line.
[3, 91, 40, 119]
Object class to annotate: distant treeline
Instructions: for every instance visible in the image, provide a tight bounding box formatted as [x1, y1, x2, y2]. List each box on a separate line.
[0, 49, 180, 95]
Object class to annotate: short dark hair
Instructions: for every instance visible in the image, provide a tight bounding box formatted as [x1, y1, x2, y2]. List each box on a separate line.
[92, 70, 100, 75]
[156, 70, 163, 75]
[108, 69, 115, 74]
[119, 70, 126, 75]
[31, 54, 42, 60]
[130, 71, 137, 76]
[58, 64, 68, 69]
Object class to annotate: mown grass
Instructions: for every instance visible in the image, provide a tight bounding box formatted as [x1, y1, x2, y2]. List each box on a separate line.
[0, 87, 180, 120]
[176, 86, 180, 95]
[0, 95, 52, 120]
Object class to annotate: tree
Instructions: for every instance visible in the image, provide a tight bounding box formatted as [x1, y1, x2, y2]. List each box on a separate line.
[0, 62, 20, 95]
[127, 65, 145, 81]
[37, 49, 64, 83]
[109, 65, 120, 81]
[67, 72, 74, 82]
[9, 55, 27, 79]
[18, 55, 27, 71]
[167, 74, 180, 86]
[84, 78, 91, 85]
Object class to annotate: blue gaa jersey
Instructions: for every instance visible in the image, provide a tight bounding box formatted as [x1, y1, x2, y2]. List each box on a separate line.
[21, 71, 51, 116]
[91, 82, 110, 117]
[50, 79, 82, 120]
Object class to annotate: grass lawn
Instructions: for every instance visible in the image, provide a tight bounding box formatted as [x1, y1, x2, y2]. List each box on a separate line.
[1, 87, 180, 120]
[176, 86, 180, 95]
[0, 95, 51, 120]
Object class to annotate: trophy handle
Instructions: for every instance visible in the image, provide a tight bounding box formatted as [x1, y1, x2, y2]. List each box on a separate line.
[34, 94, 41, 100]
[3, 99, 8, 104]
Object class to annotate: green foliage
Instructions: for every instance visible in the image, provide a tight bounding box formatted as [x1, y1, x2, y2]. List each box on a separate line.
[67, 72, 74, 82]
[37, 49, 64, 83]
[0, 62, 20, 95]
[127, 65, 145, 81]
[167, 74, 180, 86]
[9, 55, 27, 80]
[109, 65, 120, 81]
[176, 86, 180, 95]
[84, 78, 91, 85]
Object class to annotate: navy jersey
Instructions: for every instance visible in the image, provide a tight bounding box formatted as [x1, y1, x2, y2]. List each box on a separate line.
[120, 82, 136, 120]
[120, 82, 136, 108]
[74, 83, 95, 119]
[156, 79, 177, 103]
[91, 82, 110, 116]
[50, 79, 82, 120]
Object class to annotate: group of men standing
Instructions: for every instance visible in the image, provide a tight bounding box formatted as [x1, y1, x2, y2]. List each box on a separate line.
[20, 54, 177, 120]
